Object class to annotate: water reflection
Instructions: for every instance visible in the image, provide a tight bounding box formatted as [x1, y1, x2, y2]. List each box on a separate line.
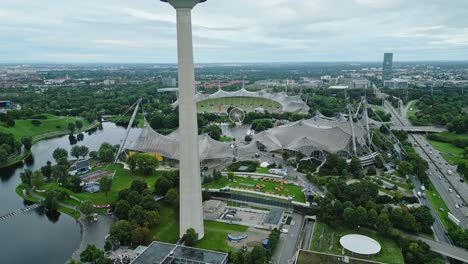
[0, 122, 140, 264]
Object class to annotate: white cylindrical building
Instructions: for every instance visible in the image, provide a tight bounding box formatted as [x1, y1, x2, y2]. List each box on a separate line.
[161, 0, 206, 239]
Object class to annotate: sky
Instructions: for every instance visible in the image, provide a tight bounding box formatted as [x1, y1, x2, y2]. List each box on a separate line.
[1, 0, 468, 63]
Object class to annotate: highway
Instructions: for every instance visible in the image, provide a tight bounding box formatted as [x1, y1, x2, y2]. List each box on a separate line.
[409, 174, 451, 243]
[383, 100, 468, 229]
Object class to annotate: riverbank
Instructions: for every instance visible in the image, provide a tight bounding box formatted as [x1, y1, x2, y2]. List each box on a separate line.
[0, 121, 100, 169]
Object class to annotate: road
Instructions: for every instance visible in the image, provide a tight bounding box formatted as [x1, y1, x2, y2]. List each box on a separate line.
[383, 99, 468, 229]
[273, 213, 304, 264]
[408, 235, 468, 263]
[301, 220, 315, 250]
[408, 175, 451, 243]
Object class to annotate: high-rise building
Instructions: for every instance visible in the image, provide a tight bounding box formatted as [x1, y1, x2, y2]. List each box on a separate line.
[383, 53, 393, 81]
[160, 0, 206, 239]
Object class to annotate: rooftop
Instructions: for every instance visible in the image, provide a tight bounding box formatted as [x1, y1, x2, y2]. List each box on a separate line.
[264, 208, 284, 225]
[131, 241, 228, 264]
[339, 234, 381, 255]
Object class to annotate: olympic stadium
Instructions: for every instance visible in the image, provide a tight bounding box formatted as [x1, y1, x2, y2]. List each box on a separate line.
[171, 88, 310, 113]
[124, 111, 375, 166]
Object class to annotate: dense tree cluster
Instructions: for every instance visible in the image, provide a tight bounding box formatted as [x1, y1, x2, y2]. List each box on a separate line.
[127, 153, 159, 175]
[110, 179, 162, 246]
[0, 131, 21, 164]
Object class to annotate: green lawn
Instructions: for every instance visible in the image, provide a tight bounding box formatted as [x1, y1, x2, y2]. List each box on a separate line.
[255, 167, 271, 174]
[16, 184, 80, 219]
[0, 114, 90, 141]
[428, 140, 464, 156]
[427, 139, 464, 165]
[310, 221, 404, 264]
[425, 184, 452, 229]
[219, 136, 233, 142]
[150, 206, 179, 243]
[204, 176, 305, 202]
[195, 221, 248, 252]
[39, 164, 162, 206]
[406, 101, 418, 120]
[197, 97, 282, 113]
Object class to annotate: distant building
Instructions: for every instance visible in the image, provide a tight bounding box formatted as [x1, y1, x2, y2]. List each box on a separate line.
[384, 78, 408, 89]
[0, 100, 13, 109]
[131, 241, 228, 264]
[329, 85, 349, 90]
[162, 77, 177, 87]
[383, 53, 393, 81]
[103, 79, 115, 86]
[351, 79, 371, 89]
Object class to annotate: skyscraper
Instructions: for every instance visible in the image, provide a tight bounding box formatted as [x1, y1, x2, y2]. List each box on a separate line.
[161, 0, 206, 239]
[383, 53, 393, 81]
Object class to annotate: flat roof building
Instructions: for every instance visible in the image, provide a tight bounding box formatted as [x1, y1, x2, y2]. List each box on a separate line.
[131, 241, 228, 264]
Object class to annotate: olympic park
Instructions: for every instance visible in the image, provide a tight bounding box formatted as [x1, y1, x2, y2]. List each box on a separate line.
[123, 88, 383, 256]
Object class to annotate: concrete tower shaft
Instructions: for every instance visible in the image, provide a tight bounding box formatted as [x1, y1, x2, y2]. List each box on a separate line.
[161, 0, 205, 239]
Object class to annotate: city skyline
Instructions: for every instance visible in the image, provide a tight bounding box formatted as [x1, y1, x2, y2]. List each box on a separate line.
[1, 0, 468, 63]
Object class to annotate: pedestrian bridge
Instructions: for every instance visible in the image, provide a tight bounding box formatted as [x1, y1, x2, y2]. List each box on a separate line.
[391, 126, 447, 133]
[0, 204, 41, 221]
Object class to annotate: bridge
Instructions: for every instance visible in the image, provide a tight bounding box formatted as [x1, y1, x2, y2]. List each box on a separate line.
[410, 235, 468, 263]
[391, 125, 447, 133]
[0, 204, 41, 221]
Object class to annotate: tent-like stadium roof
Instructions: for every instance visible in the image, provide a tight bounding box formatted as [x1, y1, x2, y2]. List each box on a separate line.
[172, 88, 310, 113]
[253, 112, 368, 155]
[125, 123, 235, 161]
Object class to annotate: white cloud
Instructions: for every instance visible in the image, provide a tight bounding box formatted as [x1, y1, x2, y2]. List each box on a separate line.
[0, 0, 467, 62]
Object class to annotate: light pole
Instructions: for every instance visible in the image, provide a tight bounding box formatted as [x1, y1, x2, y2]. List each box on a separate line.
[160, 0, 206, 239]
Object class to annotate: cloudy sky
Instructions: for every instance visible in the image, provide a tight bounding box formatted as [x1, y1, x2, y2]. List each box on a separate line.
[1, 0, 467, 63]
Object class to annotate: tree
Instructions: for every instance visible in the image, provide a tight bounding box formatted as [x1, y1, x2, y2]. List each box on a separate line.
[43, 191, 59, 211]
[98, 143, 115, 162]
[52, 165, 69, 185]
[131, 179, 148, 193]
[41, 161, 52, 179]
[143, 210, 160, 228]
[99, 177, 112, 196]
[31, 171, 45, 188]
[165, 188, 179, 208]
[79, 145, 89, 158]
[128, 205, 145, 225]
[20, 169, 33, 186]
[227, 171, 234, 181]
[110, 220, 132, 245]
[80, 244, 110, 264]
[249, 245, 267, 264]
[355, 206, 367, 226]
[80, 201, 94, 218]
[71, 145, 82, 159]
[343, 207, 357, 227]
[367, 209, 379, 227]
[155, 176, 173, 196]
[141, 194, 158, 211]
[21, 136, 32, 150]
[89, 151, 98, 159]
[53, 148, 68, 162]
[114, 200, 131, 220]
[205, 124, 222, 140]
[104, 240, 112, 252]
[6, 119, 15, 127]
[0, 148, 8, 163]
[349, 157, 362, 177]
[132, 226, 151, 246]
[127, 153, 159, 175]
[397, 161, 414, 177]
[75, 120, 83, 130]
[183, 228, 199, 246]
[376, 212, 392, 234]
[68, 122, 76, 134]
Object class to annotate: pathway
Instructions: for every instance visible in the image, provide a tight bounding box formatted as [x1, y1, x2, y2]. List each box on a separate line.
[0, 203, 41, 221]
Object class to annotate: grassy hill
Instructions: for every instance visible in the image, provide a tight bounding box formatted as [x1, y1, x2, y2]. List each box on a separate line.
[0, 114, 90, 141]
